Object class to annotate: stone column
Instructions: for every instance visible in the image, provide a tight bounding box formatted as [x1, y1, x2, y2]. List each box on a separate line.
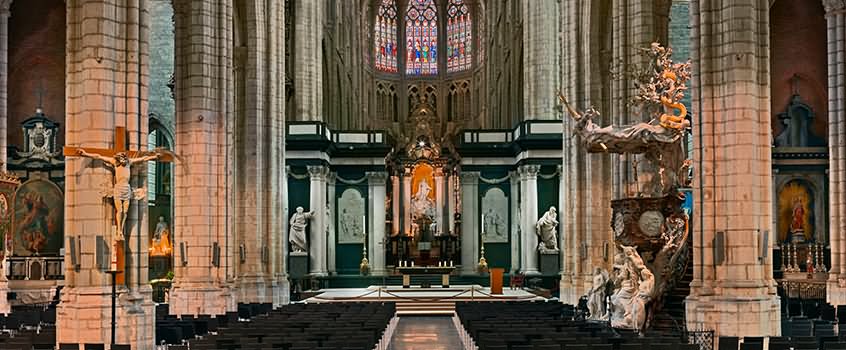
[367, 172, 388, 275]
[509, 171, 520, 273]
[59, 0, 154, 348]
[0, 0, 12, 315]
[825, 0, 846, 306]
[326, 173, 337, 275]
[685, 0, 780, 337]
[292, 0, 322, 121]
[519, 164, 540, 275]
[391, 174, 400, 236]
[522, 0, 560, 120]
[169, 0, 236, 317]
[235, 0, 288, 306]
[402, 168, 412, 236]
[0, 0, 9, 171]
[434, 168, 445, 234]
[448, 172, 456, 234]
[460, 172, 480, 274]
[308, 165, 328, 276]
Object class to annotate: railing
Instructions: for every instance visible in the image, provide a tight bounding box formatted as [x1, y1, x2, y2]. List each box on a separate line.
[7, 256, 64, 280]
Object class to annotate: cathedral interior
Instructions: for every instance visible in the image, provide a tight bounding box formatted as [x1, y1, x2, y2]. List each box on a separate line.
[0, 0, 842, 349]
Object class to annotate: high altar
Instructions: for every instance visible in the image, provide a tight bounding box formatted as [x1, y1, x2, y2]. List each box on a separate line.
[385, 95, 460, 267]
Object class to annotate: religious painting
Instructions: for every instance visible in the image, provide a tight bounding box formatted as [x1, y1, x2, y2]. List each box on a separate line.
[410, 163, 436, 222]
[777, 179, 814, 243]
[14, 179, 63, 256]
[338, 188, 366, 244]
[0, 177, 19, 260]
[481, 187, 508, 243]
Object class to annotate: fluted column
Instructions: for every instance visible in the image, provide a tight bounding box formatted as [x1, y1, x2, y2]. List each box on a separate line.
[460, 172, 480, 274]
[824, 0, 846, 306]
[367, 172, 388, 275]
[519, 164, 541, 275]
[392, 174, 400, 236]
[522, 0, 560, 120]
[292, 0, 322, 121]
[308, 165, 328, 276]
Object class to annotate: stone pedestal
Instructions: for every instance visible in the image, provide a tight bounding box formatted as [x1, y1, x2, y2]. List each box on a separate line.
[539, 251, 560, 277]
[57, 287, 155, 349]
[289, 253, 309, 279]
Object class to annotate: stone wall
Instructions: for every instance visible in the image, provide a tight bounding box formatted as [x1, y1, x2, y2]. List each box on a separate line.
[148, 0, 175, 134]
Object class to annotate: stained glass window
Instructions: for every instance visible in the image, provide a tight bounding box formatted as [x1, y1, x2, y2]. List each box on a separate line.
[375, 0, 398, 73]
[447, 0, 471, 72]
[405, 0, 438, 75]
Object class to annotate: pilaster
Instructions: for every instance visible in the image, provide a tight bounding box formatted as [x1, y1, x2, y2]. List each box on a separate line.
[460, 172, 480, 274]
[367, 172, 388, 275]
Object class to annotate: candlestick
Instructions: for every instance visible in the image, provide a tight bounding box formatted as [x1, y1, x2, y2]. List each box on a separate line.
[481, 213, 485, 234]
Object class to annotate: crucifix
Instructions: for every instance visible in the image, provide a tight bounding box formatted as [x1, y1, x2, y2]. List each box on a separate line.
[64, 126, 174, 271]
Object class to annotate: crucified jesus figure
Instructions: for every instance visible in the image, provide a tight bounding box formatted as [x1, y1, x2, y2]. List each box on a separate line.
[77, 149, 162, 241]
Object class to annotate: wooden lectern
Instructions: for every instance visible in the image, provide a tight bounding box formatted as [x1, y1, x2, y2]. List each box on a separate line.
[490, 268, 504, 295]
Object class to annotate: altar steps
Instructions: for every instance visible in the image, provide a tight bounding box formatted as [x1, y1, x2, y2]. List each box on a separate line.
[395, 301, 456, 315]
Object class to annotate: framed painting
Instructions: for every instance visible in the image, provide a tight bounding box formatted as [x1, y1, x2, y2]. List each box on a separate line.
[14, 179, 63, 256]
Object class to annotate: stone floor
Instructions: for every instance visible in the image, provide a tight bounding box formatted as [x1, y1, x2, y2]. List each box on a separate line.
[389, 316, 463, 350]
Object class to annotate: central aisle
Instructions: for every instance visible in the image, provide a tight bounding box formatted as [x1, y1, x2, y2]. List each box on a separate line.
[389, 316, 463, 350]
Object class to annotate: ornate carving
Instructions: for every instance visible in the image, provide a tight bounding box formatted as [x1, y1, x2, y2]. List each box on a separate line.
[307, 165, 329, 179]
[518, 164, 541, 179]
[823, 0, 846, 13]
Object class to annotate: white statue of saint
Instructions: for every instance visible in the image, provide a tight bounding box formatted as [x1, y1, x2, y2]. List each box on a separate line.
[411, 180, 435, 219]
[154, 216, 169, 240]
[289, 206, 315, 253]
[76, 149, 163, 241]
[588, 267, 608, 320]
[535, 206, 559, 252]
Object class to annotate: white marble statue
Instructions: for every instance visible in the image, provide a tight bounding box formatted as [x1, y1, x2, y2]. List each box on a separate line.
[289, 206, 315, 253]
[154, 216, 168, 240]
[411, 180, 435, 220]
[535, 206, 559, 252]
[607, 246, 655, 330]
[76, 149, 164, 241]
[587, 267, 609, 320]
[609, 264, 635, 328]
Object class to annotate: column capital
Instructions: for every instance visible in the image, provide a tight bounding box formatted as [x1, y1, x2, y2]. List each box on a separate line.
[460, 171, 480, 185]
[326, 172, 336, 185]
[0, 0, 11, 16]
[518, 164, 541, 179]
[823, 0, 846, 13]
[366, 171, 388, 185]
[307, 165, 329, 179]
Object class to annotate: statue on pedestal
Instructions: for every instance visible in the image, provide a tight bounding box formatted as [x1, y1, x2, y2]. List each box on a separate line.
[289, 206, 314, 253]
[536, 206, 559, 252]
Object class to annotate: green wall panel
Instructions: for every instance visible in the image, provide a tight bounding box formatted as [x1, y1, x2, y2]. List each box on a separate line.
[478, 167, 512, 272]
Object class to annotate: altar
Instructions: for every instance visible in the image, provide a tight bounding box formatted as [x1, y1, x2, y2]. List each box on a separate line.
[397, 265, 455, 288]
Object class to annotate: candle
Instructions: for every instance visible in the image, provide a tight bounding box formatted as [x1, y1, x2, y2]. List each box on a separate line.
[411, 261, 415, 267]
[481, 213, 486, 234]
[362, 215, 366, 234]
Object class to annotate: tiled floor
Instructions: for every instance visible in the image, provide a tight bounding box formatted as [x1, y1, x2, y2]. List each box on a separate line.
[389, 316, 463, 350]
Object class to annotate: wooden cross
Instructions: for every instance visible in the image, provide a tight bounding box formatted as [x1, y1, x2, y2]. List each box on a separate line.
[63, 126, 174, 281]
[63, 126, 174, 162]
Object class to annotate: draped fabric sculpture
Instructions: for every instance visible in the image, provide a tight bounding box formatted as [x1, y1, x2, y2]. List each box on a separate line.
[565, 43, 691, 331]
[289, 207, 315, 253]
[535, 206, 559, 252]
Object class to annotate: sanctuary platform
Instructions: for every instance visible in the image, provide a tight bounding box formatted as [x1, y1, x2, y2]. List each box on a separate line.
[304, 285, 545, 315]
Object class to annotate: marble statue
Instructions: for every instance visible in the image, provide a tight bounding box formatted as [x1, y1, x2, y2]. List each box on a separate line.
[411, 180, 435, 220]
[76, 149, 164, 241]
[154, 216, 168, 240]
[607, 245, 655, 330]
[289, 207, 315, 253]
[535, 206, 559, 252]
[587, 267, 609, 320]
